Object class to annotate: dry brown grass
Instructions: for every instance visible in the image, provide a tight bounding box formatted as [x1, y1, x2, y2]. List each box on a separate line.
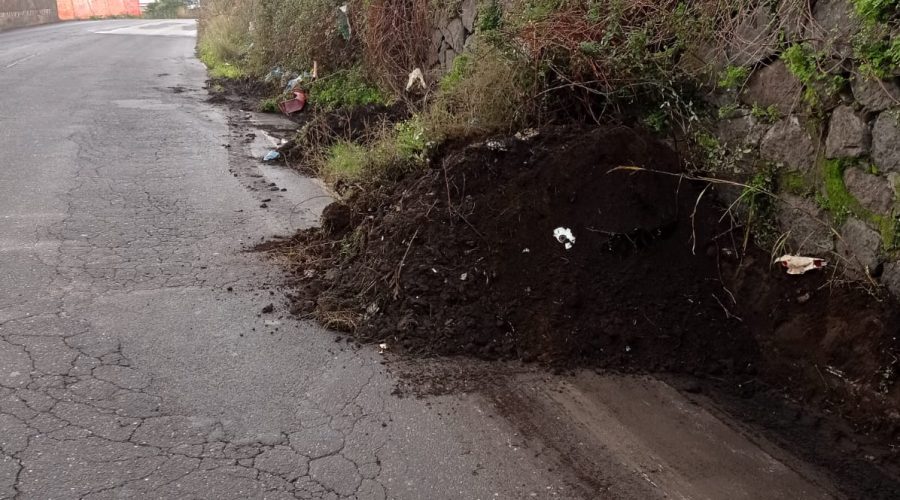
[357, 0, 432, 94]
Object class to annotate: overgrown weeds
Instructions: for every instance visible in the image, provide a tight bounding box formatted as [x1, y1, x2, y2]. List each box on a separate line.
[423, 43, 537, 140]
[308, 67, 389, 111]
[197, 0, 253, 78]
[358, 0, 431, 94]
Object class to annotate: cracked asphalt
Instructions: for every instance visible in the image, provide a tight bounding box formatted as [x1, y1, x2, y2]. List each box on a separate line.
[0, 20, 579, 499]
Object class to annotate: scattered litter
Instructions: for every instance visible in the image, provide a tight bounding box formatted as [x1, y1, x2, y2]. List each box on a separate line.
[775, 255, 827, 275]
[515, 128, 540, 141]
[431, 268, 438, 273]
[378, 343, 388, 353]
[553, 227, 576, 250]
[460, 272, 468, 281]
[278, 90, 307, 114]
[284, 75, 303, 91]
[264, 320, 281, 327]
[303, 269, 316, 279]
[263, 150, 281, 162]
[366, 303, 380, 315]
[337, 4, 352, 40]
[264, 67, 284, 83]
[825, 365, 846, 380]
[485, 140, 508, 151]
[405, 68, 426, 91]
[522, 248, 530, 253]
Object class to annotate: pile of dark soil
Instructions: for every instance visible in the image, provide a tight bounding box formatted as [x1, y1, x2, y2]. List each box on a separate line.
[274, 126, 900, 457]
[286, 127, 756, 371]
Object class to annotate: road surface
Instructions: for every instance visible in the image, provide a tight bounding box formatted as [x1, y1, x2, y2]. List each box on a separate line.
[0, 19, 840, 499]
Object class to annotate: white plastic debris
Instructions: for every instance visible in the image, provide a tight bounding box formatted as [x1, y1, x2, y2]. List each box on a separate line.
[775, 255, 827, 275]
[515, 128, 539, 141]
[553, 227, 576, 250]
[522, 248, 530, 253]
[378, 343, 388, 353]
[460, 272, 468, 281]
[405, 68, 426, 91]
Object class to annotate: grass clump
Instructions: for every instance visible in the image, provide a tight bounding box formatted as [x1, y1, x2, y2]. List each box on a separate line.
[439, 54, 473, 93]
[197, 1, 252, 79]
[424, 45, 536, 141]
[318, 117, 430, 186]
[322, 142, 369, 183]
[308, 67, 388, 111]
[258, 97, 280, 113]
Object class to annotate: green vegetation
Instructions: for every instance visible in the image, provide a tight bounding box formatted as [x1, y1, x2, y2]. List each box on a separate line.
[718, 65, 749, 90]
[819, 159, 855, 222]
[196, 1, 252, 79]
[818, 159, 899, 249]
[308, 68, 387, 111]
[424, 43, 535, 141]
[317, 117, 430, 185]
[854, 25, 900, 78]
[778, 170, 810, 196]
[737, 168, 779, 246]
[781, 43, 845, 107]
[642, 109, 668, 133]
[851, 0, 899, 22]
[750, 103, 780, 123]
[144, 0, 186, 18]
[321, 142, 369, 183]
[258, 97, 280, 113]
[781, 44, 818, 84]
[439, 54, 473, 93]
[717, 103, 740, 119]
[477, 0, 503, 32]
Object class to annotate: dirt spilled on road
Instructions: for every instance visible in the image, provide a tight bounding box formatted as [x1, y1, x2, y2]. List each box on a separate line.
[263, 125, 900, 494]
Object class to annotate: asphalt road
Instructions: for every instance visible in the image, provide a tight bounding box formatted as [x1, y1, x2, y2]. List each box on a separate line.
[0, 19, 840, 500]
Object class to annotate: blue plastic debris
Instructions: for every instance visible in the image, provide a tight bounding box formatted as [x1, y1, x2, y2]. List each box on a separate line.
[263, 150, 281, 162]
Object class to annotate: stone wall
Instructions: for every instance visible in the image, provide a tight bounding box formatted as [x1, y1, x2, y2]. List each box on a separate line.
[698, 0, 900, 294]
[428, 0, 478, 73]
[0, 0, 58, 31]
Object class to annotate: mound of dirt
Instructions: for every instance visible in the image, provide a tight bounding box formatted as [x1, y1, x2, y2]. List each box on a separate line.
[287, 127, 758, 371]
[275, 126, 900, 462]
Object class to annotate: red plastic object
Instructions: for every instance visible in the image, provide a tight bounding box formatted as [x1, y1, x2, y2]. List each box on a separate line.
[278, 91, 307, 115]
